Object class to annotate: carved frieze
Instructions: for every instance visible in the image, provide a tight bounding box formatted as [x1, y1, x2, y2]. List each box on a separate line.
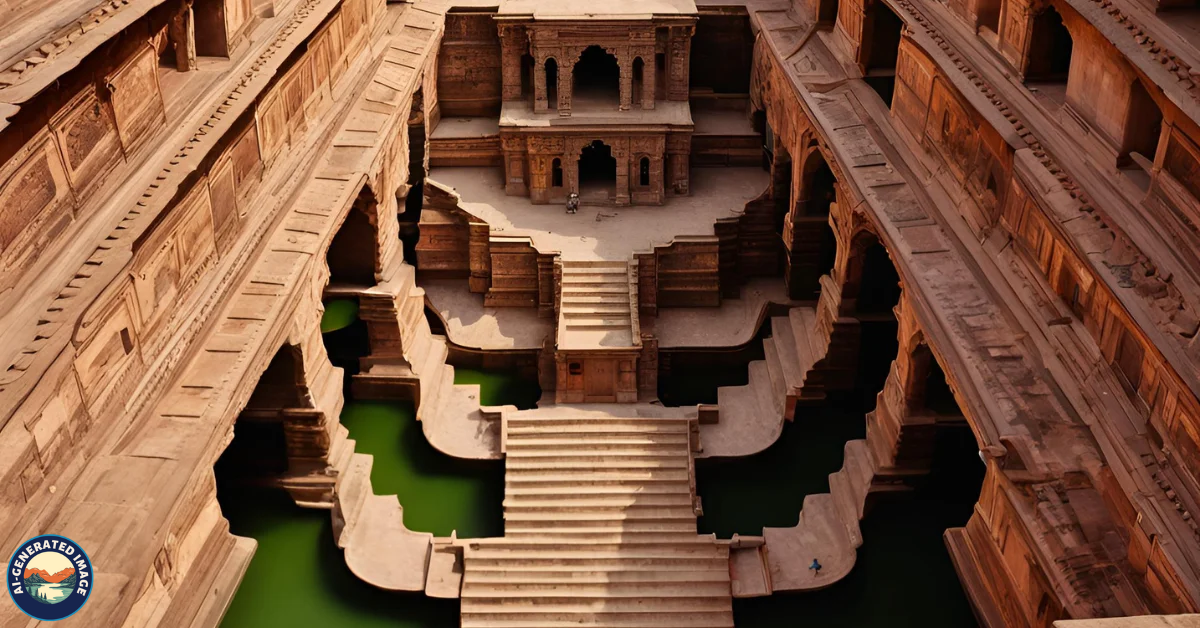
[105, 44, 167, 155]
[0, 130, 74, 277]
[49, 85, 122, 202]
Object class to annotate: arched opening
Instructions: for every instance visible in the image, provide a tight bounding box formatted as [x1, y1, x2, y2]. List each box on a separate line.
[772, 143, 793, 236]
[1026, 6, 1073, 82]
[848, 234, 902, 401]
[819, 0, 840, 25]
[801, 152, 837, 217]
[521, 53, 535, 100]
[856, 240, 902, 315]
[578, 140, 617, 200]
[215, 344, 303, 485]
[862, 0, 903, 106]
[639, 156, 651, 187]
[632, 57, 645, 106]
[552, 158, 564, 188]
[574, 46, 620, 107]
[1123, 78, 1163, 171]
[327, 191, 379, 288]
[545, 58, 558, 110]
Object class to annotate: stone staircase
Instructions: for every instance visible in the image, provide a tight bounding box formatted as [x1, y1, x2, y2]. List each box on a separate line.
[558, 260, 639, 350]
[352, 263, 498, 459]
[762, 439, 876, 591]
[459, 414, 734, 628]
[701, 306, 825, 458]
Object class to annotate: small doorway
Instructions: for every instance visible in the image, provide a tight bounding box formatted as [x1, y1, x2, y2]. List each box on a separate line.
[584, 359, 618, 402]
[579, 140, 617, 201]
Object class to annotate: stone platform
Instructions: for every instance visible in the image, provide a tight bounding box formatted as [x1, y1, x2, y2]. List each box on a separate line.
[427, 166, 768, 261]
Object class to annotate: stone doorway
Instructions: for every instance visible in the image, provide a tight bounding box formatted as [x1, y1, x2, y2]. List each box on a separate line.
[578, 140, 617, 202]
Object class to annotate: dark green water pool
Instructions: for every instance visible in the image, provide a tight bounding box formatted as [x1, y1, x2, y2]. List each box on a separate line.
[219, 317, 979, 627]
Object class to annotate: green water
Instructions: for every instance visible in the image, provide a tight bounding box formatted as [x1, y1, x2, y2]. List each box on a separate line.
[220, 313, 977, 627]
[700, 409, 983, 628]
[218, 487, 459, 627]
[696, 403, 865, 538]
[321, 299, 360, 333]
[339, 400, 504, 538]
[452, 367, 541, 409]
[218, 356, 529, 626]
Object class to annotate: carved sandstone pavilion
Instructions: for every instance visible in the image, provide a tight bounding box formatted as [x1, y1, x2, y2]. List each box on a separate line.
[5, 0, 1200, 625]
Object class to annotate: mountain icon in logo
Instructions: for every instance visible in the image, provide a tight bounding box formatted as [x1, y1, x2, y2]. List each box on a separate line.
[21, 553, 77, 604]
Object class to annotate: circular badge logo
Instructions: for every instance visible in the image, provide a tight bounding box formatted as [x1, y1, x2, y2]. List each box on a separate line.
[7, 535, 93, 621]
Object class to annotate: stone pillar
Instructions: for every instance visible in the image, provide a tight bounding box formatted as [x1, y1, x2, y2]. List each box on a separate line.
[499, 26, 525, 102]
[614, 139, 631, 206]
[641, 48, 656, 110]
[534, 52, 549, 113]
[666, 133, 691, 195]
[667, 26, 693, 101]
[619, 48, 633, 111]
[170, 1, 197, 72]
[502, 133, 528, 196]
[559, 49, 574, 117]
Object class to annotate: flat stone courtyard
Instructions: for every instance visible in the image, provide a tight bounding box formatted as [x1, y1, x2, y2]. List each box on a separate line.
[428, 166, 769, 261]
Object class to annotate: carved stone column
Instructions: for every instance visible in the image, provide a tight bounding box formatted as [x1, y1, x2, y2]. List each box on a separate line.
[614, 138, 631, 206]
[559, 47, 576, 117]
[501, 133, 528, 196]
[499, 26, 526, 102]
[534, 52, 549, 113]
[640, 47, 656, 109]
[667, 26, 693, 101]
[666, 133, 691, 195]
[619, 48, 633, 111]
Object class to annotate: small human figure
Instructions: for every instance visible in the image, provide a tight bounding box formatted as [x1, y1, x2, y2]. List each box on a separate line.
[809, 558, 822, 575]
[566, 192, 579, 215]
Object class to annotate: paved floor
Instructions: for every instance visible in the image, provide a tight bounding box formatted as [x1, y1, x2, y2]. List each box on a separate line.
[428, 166, 768, 261]
[653, 278, 801, 348]
[423, 277, 553, 350]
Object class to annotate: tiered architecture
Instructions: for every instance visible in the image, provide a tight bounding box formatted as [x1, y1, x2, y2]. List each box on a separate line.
[5, 0, 1200, 626]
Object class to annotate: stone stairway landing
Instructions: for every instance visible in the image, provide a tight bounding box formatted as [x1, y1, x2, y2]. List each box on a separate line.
[701, 306, 824, 458]
[558, 261, 638, 350]
[459, 413, 734, 628]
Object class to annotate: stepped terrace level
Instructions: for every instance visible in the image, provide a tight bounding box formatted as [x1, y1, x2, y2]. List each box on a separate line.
[4, 0, 1200, 626]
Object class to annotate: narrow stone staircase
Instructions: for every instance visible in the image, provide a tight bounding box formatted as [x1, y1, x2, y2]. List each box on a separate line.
[459, 414, 734, 628]
[558, 260, 638, 350]
[701, 306, 825, 458]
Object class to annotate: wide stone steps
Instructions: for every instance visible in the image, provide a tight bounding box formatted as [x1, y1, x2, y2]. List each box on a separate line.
[460, 611, 735, 628]
[502, 522, 701, 534]
[506, 456, 689, 469]
[506, 435, 690, 448]
[503, 482, 693, 495]
[561, 303, 632, 314]
[463, 569, 731, 584]
[557, 260, 639, 351]
[460, 581, 733, 597]
[561, 295, 632, 304]
[503, 494, 694, 508]
[506, 420, 691, 429]
[460, 413, 730, 628]
[459, 613, 735, 628]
